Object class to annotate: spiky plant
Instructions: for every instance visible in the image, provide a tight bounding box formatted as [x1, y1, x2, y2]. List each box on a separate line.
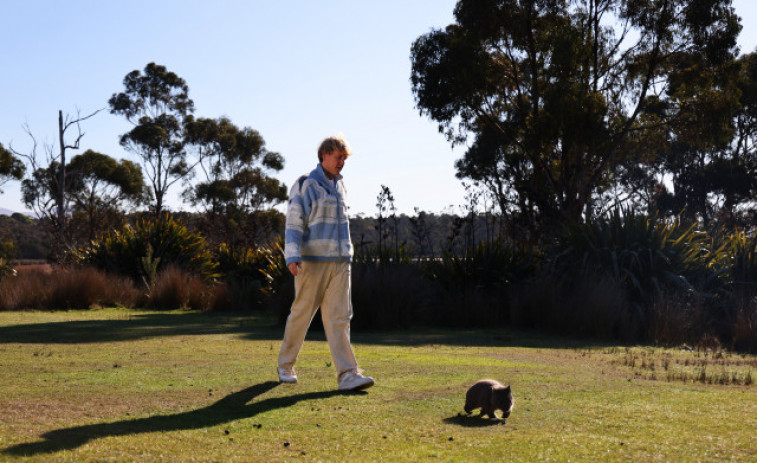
[72, 214, 219, 283]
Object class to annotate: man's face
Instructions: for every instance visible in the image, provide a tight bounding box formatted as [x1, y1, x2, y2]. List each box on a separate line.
[321, 149, 347, 179]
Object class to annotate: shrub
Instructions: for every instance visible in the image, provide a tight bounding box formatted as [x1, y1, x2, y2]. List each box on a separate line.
[149, 265, 217, 310]
[350, 262, 435, 330]
[732, 298, 757, 353]
[423, 239, 540, 327]
[718, 232, 757, 352]
[72, 214, 219, 285]
[723, 231, 757, 288]
[0, 258, 16, 280]
[0, 265, 142, 310]
[214, 238, 289, 312]
[550, 209, 714, 332]
[509, 273, 633, 340]
[646, 291, 711, 346]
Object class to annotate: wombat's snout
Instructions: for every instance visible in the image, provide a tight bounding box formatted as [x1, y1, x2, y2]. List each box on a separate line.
[502, 400, 514, 418]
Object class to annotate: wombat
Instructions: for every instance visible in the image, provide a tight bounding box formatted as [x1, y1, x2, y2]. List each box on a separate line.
[464, 379, 513, 419]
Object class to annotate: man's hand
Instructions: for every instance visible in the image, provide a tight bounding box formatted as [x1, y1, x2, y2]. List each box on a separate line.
[288, 262, 302, 277]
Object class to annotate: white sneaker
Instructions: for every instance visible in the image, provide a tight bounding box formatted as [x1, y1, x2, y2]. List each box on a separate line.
[338, 371, 375, 391]
[278, 368, 298, 384]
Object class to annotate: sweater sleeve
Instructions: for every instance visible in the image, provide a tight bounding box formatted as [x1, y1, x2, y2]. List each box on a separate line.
[284, 176, 310, 265]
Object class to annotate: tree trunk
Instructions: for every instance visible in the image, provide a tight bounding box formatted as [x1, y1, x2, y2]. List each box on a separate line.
[56, 110, 66, 257]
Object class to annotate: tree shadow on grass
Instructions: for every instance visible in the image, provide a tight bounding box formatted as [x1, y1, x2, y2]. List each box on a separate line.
[443, 413, 507, 428]
[0, 310, 620, 349]
[3, 381, 364, 457]
[0, 312, 281, 344]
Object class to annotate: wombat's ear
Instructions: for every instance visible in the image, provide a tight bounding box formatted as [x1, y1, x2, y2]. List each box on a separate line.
[505, 385, 511, 391]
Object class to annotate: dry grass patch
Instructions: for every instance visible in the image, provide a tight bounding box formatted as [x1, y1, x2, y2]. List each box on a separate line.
[0, 266, 142, 310]
[595, 346, 757, 385]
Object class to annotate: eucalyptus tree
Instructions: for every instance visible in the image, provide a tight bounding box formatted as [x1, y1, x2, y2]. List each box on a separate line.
[411, 0, 741, 236]
[652, 50, 757, 229]
[184, 116, 287, 246]
[67, 150, 147, 241]
[0, 142, 24, 192]
[22, 150, 146, 244]
[109, 62, 195, 216]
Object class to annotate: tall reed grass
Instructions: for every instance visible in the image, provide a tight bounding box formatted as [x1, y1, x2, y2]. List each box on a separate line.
[0, 265, 142, 310]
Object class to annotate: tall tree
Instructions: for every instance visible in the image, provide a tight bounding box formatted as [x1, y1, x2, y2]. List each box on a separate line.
[0, 142, 25, 192]
[67, 150, 147, 242]
[109, 62, 195, 216]
[22, 150, 145, 245]
[410, 0, 741, 236]
[656, 50, 757, 229]
[184, 116, 287, 246]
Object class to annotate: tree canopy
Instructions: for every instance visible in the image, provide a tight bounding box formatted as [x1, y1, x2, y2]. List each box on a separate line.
[184, 116, 286, 213]
[109, 62, 195, 216]
[22, 150, 146, 244]
[0, 142, 25, 192]
[411, 0, 742, 235]
[67, 149, 147, 241]
[184, 116, 288, 247]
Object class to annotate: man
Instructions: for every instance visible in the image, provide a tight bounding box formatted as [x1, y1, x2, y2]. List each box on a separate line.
[278, 135, 375, 391]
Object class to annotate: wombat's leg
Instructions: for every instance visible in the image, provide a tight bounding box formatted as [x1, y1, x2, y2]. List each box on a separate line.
[463, 402, 473, 414]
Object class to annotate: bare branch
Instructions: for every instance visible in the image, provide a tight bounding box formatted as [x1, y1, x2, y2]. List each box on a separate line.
[63, 108, 105, 150]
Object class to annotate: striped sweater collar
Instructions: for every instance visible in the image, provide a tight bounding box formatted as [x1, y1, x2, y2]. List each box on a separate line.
[311, 164, 342, 193]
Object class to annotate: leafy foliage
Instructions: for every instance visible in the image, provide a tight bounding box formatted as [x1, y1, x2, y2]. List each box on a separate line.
[0, 258, 16, 280]
[73, 214, 219, 284]
[109, 62, 195, 215]
[423, 239, 540, 327]
[722, 231, 757, 289]
[551, 209, 713, 305]
[411, 0, 741, 233]
[68, 150, 146, 225]
[215, 238, 289, 311]
[21, 149, 145, 247]
[184, 116, 287, 213]
[0, 142, 25, 192]
[184, 116, 288, 248]
[0, 213, 51, 260]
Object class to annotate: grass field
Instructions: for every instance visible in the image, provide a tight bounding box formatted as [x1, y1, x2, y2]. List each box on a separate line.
[0, 309, 754, 462]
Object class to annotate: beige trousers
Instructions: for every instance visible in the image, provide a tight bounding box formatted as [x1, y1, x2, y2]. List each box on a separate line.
[278, 261, 358, 378]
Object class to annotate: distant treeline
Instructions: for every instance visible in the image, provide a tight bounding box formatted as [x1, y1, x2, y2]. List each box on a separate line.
[0, 210, 498, 261]
[0, 213, 51, 260]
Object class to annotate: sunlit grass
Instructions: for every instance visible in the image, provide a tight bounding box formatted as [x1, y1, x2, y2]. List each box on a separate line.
[0, 309, 755, 462]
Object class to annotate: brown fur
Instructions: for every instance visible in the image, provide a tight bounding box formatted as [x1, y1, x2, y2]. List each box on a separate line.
[464, 379, 513, 419]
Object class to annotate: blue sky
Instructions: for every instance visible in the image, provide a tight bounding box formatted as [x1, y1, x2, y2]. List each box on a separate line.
[2, 0, 756, 217]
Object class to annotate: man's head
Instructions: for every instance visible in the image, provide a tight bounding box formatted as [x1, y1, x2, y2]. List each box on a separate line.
[318, 135, 352, 179]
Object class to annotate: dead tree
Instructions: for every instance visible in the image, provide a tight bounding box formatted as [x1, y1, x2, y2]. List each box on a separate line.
[11, 108, 102, 260]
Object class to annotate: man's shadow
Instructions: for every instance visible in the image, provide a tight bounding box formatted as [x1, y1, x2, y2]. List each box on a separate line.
[3, 381, 360, 457]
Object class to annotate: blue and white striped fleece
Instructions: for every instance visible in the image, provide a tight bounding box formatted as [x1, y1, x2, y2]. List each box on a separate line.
[284, 164, 353, 265]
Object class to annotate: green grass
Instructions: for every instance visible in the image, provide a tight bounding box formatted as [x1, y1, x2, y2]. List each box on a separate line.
[0, 309, 755, 462]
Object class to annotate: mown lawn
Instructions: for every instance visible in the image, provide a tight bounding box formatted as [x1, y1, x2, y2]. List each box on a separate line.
[0, 309, 754, 462]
